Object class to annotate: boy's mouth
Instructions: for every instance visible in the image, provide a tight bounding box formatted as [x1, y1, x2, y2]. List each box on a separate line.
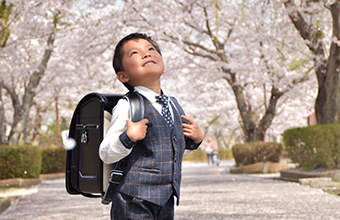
[143, 60, 156, 67]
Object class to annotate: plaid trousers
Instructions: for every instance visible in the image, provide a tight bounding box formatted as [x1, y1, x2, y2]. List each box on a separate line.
[111, 192, 174, 220]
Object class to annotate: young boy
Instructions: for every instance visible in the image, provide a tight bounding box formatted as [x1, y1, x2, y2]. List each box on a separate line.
[99, 33, 204, 220]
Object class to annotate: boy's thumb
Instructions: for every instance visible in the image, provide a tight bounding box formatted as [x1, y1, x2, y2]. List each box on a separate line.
[126, 119, 132, 126]
[140, 118, 149, 124]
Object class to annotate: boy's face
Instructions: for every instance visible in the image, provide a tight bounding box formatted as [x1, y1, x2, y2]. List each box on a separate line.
[117, 39, 165, 89]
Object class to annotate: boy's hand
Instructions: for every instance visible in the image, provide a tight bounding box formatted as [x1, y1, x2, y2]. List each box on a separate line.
[126, 118, 149, 142]
[181, 115, 204, 144]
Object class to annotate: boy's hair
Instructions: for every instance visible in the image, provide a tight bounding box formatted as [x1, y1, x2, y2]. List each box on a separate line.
[113, 33, 162, 90]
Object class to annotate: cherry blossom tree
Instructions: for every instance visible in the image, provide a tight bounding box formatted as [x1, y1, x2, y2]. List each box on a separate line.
[0, 0, 103, 145]
[0, 0, 145, 145]
[115, 0, 317, 142]
[284, 0, 340, 125]
[0, 1, 76, 145]
[1, 0, 329, 146]
[0, 0, 12, 144]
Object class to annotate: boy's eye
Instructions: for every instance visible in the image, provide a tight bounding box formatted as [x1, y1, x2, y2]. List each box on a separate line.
[149, 47, 155, 51]
[130, 51, 138, 56]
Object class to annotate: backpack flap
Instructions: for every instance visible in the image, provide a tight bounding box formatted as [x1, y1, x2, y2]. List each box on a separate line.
[66, 93, 123, 197]
[77, 97, 103, 194]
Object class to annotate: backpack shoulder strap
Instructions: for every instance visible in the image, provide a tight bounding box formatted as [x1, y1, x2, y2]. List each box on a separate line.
[125, 91, 144, 122]
[102, 91, 144, 204]
[170, 96, 187, 124]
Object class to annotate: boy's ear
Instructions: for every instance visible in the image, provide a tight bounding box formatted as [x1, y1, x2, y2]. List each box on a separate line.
[117, 71, 129, 83]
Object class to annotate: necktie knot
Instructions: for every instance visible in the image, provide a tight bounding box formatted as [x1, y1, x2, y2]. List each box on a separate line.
[156, 95, 168, 106]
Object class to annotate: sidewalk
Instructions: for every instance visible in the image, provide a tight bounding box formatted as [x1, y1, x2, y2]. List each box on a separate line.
[1, 160, 340, 219]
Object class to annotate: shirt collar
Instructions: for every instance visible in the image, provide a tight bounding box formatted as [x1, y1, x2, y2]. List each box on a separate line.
[134, 86, 168, 104]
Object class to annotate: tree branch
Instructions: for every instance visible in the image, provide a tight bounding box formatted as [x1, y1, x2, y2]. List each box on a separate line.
[258, 85, 284, 131]
[284, 0, 325, 55]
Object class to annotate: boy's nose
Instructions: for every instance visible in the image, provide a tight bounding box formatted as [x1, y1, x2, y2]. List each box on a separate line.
[143, 53, 151, 59]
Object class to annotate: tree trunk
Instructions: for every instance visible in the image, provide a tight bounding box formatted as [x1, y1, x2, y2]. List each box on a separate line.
[0, 0, 13, 144]
[214, 130, 228, 149]
[315, 3, 340, 124]
[5, 86, 22, 145]
[55, 96, 62, 147]
[284, 0, 340, 124]
[31, 91, 60, 144]
[31, 107, 42, 144]
[230, 82, 258, 142]
[0, 82, 6, 145]
[7, 10, 59, 145]
[223, 68, 283, 142]
[337, 81, 340, 124]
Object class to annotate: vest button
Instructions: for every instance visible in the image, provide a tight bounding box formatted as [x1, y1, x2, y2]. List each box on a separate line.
[173, 136, 177, 141]
[173, 180, 177, 185]
[174, 157, 178, 163]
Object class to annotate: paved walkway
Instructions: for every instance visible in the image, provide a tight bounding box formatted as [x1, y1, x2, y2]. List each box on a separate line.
[1, 160, 340, 219]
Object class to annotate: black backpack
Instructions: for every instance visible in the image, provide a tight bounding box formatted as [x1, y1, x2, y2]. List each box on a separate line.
[65, 91, 185, 204]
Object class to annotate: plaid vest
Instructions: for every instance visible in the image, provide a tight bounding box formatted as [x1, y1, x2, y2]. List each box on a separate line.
[118, 96, 186, 206]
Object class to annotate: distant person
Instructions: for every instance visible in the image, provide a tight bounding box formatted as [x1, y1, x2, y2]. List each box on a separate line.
[212, 151, 220, 166]
[205, 138, 214, 165]
[99, 33, 204, 220]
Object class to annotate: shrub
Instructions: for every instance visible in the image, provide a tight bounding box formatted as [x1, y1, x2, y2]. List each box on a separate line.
[232, 142, 282, 167]
[282, 124, 340, 171]
[0, 145, 42, 179]
[41, 147, 67, 174]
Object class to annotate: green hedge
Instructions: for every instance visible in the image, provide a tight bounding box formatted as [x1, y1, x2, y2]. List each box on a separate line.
[0, 145, 42, 180]
[182, 148, 233, 162]
[41, 147, 67, 174]
[282, 124, 340, 171]
[232, 142, 282, 167]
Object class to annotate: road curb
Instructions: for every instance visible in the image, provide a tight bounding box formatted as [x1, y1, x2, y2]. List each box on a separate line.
[278, 169, 340, 196]
[0, 173, 65, 214]
[280, 169, 340, 179]
[230, 162, 290, 174]
[0, 173, 65, 187]
[0, 178, 41, 187]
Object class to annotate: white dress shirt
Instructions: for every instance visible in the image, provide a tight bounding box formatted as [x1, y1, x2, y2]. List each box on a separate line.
[99, 86, 175, 164]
